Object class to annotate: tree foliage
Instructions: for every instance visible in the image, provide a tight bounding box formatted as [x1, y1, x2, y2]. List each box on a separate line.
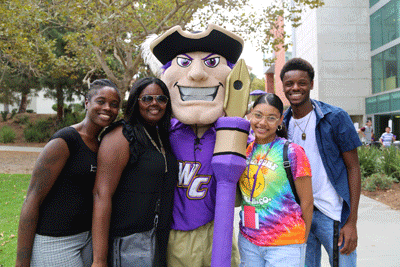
[0, 0, 324, 99]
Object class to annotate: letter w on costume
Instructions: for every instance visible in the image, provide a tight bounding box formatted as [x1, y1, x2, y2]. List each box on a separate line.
[178, 161, 211, 199]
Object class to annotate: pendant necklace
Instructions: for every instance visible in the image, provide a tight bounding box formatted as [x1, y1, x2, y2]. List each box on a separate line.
[143, 127, 168, 173]
[293, 109, 313, 141]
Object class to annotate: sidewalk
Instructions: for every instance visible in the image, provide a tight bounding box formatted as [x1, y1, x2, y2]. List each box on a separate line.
[0, 145, 43, 153]
[234, 195, 400, 266]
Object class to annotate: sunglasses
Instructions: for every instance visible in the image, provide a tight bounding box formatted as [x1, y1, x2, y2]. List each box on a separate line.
[138, 95, 169, 105]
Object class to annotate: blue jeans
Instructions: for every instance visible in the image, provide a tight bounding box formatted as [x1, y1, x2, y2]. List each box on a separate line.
[306, 209, 357, 267]
[238, 232, 306, 267]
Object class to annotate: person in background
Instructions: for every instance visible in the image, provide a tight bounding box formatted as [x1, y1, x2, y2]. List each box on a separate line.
[379, 126, 396, 148]
[281, 58, 362, 267]
[15, 79, 121, 267]
[238, 93, 313, 266]
[91, 77, 178, 267]
[358, 120, 373, 146]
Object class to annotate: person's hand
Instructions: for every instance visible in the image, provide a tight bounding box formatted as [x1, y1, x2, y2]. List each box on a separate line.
[338, 221, 358, 255]
[91, 263, 108, 267]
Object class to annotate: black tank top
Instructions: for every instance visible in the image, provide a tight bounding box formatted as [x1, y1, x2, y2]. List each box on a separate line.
[108, 120, 178, 238]
[36, 127, 97, 236]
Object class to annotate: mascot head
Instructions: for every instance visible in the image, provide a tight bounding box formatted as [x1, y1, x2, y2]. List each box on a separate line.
[149, 24, 244, 126]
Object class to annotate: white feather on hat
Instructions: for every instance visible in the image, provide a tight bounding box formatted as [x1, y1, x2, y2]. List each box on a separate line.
[141, 34, 163, 77]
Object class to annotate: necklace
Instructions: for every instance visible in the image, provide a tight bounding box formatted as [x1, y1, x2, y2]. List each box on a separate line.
[247, 137, 277, 201]
[293, 109, 313, 141]
[143, 127, 167, 173]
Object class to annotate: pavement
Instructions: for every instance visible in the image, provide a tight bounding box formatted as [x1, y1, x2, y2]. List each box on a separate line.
[234, 193, 400, 266]
[0, 145, 44, 153]
[2, 145, 399, 266]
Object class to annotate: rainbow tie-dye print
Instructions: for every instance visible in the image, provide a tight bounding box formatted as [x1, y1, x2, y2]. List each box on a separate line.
[239, 137, 311, 246]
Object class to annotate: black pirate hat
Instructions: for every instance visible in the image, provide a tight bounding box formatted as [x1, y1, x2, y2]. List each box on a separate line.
[150, 24, 244, 65]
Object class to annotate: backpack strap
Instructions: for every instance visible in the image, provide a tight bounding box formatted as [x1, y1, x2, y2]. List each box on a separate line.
[283, 141, 300, 204]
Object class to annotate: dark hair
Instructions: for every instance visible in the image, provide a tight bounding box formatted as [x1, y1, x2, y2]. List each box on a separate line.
[280, 58, 315, 82]
[124, 77, 172, 148]
[253, 93, 287, 139]
[87, 79, 121, 102]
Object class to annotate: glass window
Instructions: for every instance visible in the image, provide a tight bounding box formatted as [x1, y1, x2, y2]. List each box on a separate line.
[382, 1, 399, 45]
[383, 46, 398, 91]
[372, 54, 384, 93]
[371, 10, 383, 50]
[370, 0, 400, 51]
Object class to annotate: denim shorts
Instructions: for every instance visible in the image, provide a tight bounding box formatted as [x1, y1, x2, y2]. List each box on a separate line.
[238, 232, 306, 267]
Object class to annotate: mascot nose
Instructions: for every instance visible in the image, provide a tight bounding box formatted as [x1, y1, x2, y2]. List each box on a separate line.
[187, 61, 209, 81]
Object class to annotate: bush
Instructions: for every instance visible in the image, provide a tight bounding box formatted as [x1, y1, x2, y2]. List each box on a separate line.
[10, 109, 17, 119]
[1, 111, 9, 121]
[56, 111, 85, 130]
[358, 146, 381, 178]
[26, 109, 34, 113]
[0, 126, 16, 143]
[23, 119, 54, 142]
[15, 115, 30, 125]
[381, 146, 400, 182]
[362, 173, 395, 192]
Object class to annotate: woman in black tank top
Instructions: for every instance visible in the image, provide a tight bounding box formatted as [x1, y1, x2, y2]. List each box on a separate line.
[91, 77, 178, 267]
[16, 79, 121, 267]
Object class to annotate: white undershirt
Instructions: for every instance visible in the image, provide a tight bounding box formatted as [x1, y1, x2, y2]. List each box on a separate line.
[288, 110, 343, 221]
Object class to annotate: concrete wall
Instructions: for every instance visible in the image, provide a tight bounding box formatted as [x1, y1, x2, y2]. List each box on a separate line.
[0, 90, 84, 114]
[292, 0, 371, 116]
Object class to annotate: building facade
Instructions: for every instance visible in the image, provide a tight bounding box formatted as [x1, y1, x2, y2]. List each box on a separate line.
[290, 0, 371, 131]
[368, 0, 400, 139]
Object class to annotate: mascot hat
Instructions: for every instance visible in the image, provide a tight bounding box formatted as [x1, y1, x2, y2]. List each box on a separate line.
[150, 24, 244, 65]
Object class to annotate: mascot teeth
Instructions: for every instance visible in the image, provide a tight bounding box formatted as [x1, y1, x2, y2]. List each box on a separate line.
[178, 86, 219, 101]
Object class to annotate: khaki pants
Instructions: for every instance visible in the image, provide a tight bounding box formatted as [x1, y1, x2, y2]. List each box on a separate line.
[167, 221, 239, 267]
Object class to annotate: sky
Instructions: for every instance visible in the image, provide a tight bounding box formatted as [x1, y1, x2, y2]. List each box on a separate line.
[237, 0, 275, 79]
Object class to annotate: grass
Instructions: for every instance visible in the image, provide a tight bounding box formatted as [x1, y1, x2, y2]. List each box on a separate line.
[0, 174, 30, 267]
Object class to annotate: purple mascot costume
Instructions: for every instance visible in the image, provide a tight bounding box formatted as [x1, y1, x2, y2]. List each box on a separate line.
[145, 24, 250, 267]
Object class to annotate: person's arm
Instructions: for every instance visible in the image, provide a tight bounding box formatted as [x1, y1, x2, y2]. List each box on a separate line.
[339, 148, 361, 255]
[357, 127, 366, 137]
[294, 176, 313, 242]
[91, 127, 130, 267]
[15, 139, 69, 267]
[379, 136, 385, 147]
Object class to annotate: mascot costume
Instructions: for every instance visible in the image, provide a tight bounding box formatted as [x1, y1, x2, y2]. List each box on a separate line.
[144, 24, 250, 267]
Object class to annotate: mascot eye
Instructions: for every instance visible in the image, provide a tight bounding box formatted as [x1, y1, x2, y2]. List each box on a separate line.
[204, 57, 220, 68]
[177, 57, 192, 67]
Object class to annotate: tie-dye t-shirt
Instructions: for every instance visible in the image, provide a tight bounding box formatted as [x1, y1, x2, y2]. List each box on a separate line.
[239, 137, 311, 246]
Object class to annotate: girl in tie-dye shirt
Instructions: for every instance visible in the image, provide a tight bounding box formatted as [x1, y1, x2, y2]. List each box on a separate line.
[238, 93, 313, 267]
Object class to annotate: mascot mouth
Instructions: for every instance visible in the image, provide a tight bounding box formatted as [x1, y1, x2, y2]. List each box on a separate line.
[178, 85, 219, 101]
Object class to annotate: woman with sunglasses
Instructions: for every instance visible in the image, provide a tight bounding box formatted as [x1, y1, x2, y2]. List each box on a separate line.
[237, 93, 313, 267]
[91, 77, 178, 267]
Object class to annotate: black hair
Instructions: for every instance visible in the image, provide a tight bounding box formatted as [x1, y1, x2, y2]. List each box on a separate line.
[87, 79, 121, 102]
[280, 58, 315, 82]
[124, 77, 172, 149]
[253, 93, 287, 139]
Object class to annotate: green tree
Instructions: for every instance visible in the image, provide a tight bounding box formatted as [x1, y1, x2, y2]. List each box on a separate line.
[1, 0, 324, 99]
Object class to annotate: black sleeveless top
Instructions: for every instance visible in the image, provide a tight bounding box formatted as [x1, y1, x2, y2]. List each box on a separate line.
[36, 127, 97, 236]
[106, 120, 178, 267]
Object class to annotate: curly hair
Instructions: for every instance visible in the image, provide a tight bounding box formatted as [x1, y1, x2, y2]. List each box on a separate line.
[280, 58, 314, 82]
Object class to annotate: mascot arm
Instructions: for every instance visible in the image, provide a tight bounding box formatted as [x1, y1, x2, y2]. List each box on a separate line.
[211, 59, 250, 267]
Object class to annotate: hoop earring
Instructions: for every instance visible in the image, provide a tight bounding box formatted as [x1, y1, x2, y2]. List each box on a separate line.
[277, 125, 283, 131]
